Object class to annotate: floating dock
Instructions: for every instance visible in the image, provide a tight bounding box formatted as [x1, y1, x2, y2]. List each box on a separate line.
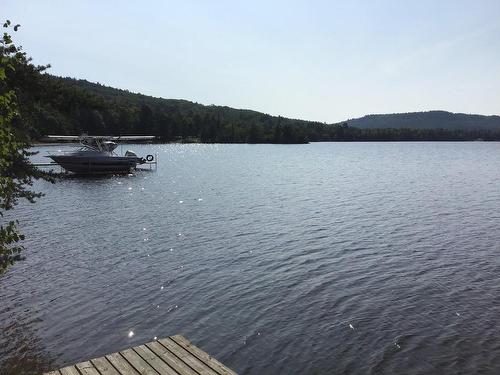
[43, 335, 236, 375]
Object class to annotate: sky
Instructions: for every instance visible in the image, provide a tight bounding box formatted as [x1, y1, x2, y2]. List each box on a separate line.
[4, 0, 500, 123]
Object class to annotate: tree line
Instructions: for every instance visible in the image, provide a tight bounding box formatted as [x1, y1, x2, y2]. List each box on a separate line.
[11, 74, 500, 143]
[347, 111, 500, 131]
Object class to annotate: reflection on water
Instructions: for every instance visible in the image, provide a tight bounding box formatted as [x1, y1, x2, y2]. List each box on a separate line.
[0, 304, 54, 374]
[2, 142, 500, 374]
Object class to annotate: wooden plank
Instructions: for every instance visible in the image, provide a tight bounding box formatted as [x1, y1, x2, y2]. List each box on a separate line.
[106, 352, 141, 375]
[91, 357, 121, 375]
[44, 335, 237, 375]
[120, 348, 159, 375]
[171, 335, 237, 375]
[75, 361, 101, 375]
[158, 338, 219, 375]
[146, 341, 198, 375]
[133, 345, 178, 375]
[59, 366, 81, 375]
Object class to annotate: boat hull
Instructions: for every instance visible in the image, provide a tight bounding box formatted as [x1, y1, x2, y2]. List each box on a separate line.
[48, 155, 139, 174]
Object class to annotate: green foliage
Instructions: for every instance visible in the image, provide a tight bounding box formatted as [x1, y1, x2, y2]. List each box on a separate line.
[346, 111, 500, 131]
[17, 75, 314, 143]
[23, 75, 500, 143]
[0, 21, 54, 274]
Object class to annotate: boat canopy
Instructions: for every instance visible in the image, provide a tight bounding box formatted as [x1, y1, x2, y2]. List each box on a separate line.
[42, 135, 156, 142]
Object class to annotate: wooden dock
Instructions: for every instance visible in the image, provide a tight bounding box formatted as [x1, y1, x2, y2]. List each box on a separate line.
[43, 335, 237, 375]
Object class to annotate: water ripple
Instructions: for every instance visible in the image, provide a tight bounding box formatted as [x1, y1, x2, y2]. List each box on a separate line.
[2, 142, 500, 374]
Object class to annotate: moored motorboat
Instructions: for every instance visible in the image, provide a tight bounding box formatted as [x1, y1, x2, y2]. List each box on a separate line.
[46, 135, 154, 174]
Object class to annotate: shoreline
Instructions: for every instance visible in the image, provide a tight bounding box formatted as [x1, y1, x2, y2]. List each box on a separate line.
[31, 139, 496, 146]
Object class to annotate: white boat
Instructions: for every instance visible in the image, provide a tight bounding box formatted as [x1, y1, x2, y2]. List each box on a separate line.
[46, 135, 154, 175]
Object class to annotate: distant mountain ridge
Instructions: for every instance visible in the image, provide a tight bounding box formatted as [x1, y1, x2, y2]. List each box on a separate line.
[344, 111, 500, 130]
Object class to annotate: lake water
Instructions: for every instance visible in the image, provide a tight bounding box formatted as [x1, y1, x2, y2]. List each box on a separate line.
[1, 142, 500, 374]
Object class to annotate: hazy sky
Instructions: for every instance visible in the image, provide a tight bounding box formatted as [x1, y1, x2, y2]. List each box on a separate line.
[4, 0, 500, 122]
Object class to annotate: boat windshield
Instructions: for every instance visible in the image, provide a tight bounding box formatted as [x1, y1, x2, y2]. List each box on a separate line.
[79, 137, 118, 153]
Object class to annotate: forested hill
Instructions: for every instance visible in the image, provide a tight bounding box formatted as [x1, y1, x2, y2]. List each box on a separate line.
[29, 75, 322, 143]
[346, 111, 500, 130]
[14, 72, 500, 142]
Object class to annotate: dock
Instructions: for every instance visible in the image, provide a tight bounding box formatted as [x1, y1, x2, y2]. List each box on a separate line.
[43, 335, 237, 375]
